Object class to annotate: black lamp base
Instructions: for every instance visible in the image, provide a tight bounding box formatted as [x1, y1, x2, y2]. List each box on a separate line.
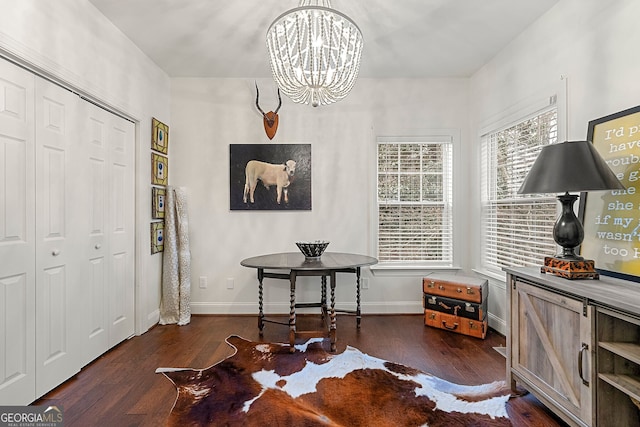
[540, 256, 599, 280]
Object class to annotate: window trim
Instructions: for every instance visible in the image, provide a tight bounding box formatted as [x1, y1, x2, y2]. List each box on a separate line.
[372, 131, 460, 271]
[473, 80, 568, 280]
[479, 101, 559, 276]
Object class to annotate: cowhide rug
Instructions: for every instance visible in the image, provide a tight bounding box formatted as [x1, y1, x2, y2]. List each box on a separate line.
[157, 335, 512, 426]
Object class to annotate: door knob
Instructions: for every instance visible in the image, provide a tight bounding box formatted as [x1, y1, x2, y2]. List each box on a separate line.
[52, 249, 60, 256]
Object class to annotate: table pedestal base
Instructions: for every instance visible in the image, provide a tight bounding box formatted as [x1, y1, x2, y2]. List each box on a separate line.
[256, 267, 362, 352]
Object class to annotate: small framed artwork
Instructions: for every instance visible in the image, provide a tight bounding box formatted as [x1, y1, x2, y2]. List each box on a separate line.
[151, 222, 164, 254]
[152, 187, 166, 219]
[152, 118, 169, 154]
[579, 104, 640, 282]
[152, 153, 168, 186]
[229, 143, 312, 211]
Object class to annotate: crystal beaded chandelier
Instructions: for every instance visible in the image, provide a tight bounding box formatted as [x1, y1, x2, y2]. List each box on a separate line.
[266, 0, 363, 107]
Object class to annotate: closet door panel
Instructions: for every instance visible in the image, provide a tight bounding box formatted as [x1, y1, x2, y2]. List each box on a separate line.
[107, 117, 135, 347]
[81, 103, 108, 365]
[39, 266, 67, 362]
[0, 60, 35, 405]
[0, 58, 137, 404]
[34, 78, 83, 397]
[82, 102, 135, 353]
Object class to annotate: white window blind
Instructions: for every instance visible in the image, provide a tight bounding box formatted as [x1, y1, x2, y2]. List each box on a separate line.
[377, 137, 453, 264]
[481, 108, 558, 274]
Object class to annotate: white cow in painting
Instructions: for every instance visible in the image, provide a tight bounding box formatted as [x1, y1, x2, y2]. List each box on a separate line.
[243, 160, 296, 204]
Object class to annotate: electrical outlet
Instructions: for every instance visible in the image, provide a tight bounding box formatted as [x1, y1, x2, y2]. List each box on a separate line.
[226, 278, 234, 289]
[199, 276, 207, 289]
[361, 278, 369, 289]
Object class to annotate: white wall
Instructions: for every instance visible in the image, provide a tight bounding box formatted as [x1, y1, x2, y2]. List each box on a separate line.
[0, 0, 171, 333]
[470, 0, 640, 332]
[5, 0, 636, 336]
[170, 77, 472, 315]
[171, 0, 640, 333]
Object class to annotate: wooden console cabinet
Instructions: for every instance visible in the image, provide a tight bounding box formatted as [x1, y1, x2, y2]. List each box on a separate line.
[505, 267, 640, 427]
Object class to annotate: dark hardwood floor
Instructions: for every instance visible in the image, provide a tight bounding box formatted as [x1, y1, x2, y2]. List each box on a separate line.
[34, 314, 567, 426]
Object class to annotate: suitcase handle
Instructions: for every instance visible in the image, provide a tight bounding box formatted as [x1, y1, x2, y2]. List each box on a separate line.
[435, 285, 477, 295]
[442, 321, 458, 330]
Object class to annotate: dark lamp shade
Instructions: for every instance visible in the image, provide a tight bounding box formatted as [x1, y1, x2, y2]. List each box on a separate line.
[518, 140, 625, 194]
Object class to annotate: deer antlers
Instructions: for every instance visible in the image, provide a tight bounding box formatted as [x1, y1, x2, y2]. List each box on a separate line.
[255, 82, 282, 140]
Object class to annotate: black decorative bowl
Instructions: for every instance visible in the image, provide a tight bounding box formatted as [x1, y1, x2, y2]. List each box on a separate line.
[296, 241, 330, 259]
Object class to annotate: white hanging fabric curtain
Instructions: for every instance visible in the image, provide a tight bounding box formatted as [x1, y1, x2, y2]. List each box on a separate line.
[159, 186, 191, 325]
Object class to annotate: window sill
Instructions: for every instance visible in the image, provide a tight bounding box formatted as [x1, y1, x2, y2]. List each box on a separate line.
[471, 268, 507, 283]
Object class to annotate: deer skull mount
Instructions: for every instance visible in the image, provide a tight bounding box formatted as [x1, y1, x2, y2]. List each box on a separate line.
[255, 83, 282, 140]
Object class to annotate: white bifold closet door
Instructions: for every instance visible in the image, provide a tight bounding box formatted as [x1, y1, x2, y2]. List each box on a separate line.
[34, 75, 84, 398]
[0, 58, 135, 405]
[81, 101, 135, 365]
[0, 56, 36, 406]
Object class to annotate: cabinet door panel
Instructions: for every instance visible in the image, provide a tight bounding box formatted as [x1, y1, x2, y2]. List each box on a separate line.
[512, 280, 593, 425]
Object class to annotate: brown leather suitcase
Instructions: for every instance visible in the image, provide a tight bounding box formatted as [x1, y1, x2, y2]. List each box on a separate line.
[422, 275, 487, 304]
[424, 309, 487, 339]
[423, 293, 486, 321]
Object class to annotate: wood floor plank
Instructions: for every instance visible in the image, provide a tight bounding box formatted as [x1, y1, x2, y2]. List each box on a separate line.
[34, 314, 567, 426]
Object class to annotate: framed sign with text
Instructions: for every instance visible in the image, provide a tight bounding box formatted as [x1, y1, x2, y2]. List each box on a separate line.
[579, 105, 640, 281]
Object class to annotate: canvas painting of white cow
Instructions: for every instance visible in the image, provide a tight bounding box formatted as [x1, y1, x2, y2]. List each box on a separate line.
[230, 144, 311, 210]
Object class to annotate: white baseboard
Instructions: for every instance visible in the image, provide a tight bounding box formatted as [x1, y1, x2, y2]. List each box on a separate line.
[190, 301, 508, 336]
[190, 301, 425, 315]
[147, 309, 160, 329]
[488, 312, 507, 335]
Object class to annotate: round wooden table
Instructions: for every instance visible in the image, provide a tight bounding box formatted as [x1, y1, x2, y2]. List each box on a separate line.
[241, 252, 378, 351]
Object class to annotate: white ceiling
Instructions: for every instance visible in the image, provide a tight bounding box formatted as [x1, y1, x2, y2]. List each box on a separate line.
[89, 0, 559, 79]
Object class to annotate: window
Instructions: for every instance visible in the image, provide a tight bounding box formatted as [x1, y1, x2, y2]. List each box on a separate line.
[480, 108, 558, 274]
[376, 136, 453, 265]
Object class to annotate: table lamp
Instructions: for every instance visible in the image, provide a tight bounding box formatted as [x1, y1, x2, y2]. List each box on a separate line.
[518, 140, 625, 279]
